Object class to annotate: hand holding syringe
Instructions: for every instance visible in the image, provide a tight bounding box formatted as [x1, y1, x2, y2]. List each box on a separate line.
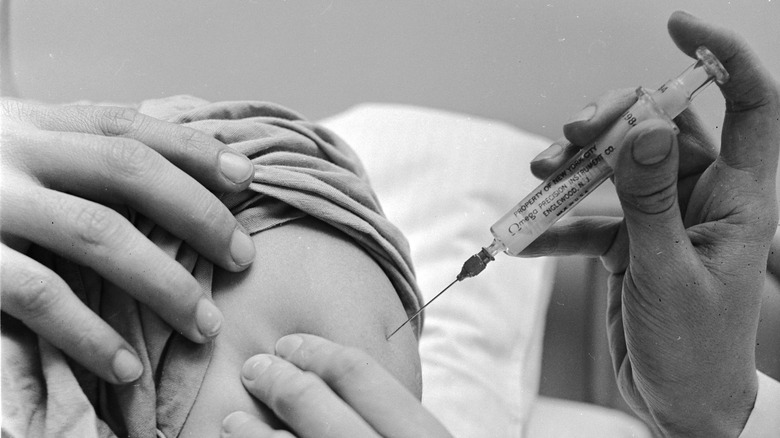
[388, 46, 729, 339]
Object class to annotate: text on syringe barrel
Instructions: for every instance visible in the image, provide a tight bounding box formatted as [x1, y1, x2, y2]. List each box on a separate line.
[490, 90, 675, 256]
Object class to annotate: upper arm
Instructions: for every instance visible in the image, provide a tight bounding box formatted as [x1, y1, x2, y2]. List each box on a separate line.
[179, 216, 421, 436]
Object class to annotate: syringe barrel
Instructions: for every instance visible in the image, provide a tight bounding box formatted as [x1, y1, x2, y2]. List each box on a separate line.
[490, 47, 726, 257]
[489, 93, 653, 255]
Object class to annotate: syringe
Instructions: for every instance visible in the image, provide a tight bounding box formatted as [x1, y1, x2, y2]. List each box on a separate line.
[387, 46, 729, 340]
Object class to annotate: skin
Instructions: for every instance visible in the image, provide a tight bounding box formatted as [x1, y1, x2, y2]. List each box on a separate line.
[526, 11, 780, 436]
[226, 11, 780, 438]
[177, 216, 422, 437]
[226, 334, 451, 438]
[0, 99, 256, 384]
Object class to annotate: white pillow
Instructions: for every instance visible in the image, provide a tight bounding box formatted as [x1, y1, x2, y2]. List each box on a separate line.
[321, 104, 556, 438]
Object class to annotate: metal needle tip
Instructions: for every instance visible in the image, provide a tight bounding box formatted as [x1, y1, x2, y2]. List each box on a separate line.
[386, 279, 459, 340]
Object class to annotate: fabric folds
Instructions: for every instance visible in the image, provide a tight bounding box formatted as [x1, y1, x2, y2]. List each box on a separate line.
[1, 96, 422, 438]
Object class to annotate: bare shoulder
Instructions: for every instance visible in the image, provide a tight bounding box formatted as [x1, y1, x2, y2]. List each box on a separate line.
[179, 216, 421, 436]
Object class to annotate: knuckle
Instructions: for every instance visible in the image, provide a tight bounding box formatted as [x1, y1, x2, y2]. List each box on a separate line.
[0, 100, 44, 134]
[172, 125, 208, 155]
[0, 99, 28, 121]
[103, 138, 159, 179]
[5, 268, 62, 320]
[327, 347, 371, 383]
[95, 106, 141, 137]
[0, 99, 15, 117]
[270, 371, 324, 413]
[56, 198, 125, 247]
[620, 185, 677, 216]
[617, 173, 677, 216]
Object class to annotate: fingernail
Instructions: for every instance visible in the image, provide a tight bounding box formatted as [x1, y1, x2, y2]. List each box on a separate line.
[275, 334, 303, 358]
[221, 411, 252, 436]
[531, 142, 564, 163]
[196, 298, 223, 338]
[632, 127, 674, 165]
[242, 355, 273, 381]
[219, 151, 254, 184]
[565, 105, 596, 125]
[112, 348, 143, 383]
[230, 228, 255, 268]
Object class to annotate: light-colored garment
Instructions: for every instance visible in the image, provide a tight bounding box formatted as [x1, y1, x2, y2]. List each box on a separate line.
[739, 372, 780, 437]
[1, 97, 422, 438]
[322, 104, 559, 437]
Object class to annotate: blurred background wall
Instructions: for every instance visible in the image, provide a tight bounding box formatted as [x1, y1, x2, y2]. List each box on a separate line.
[5, 0, 779, 143]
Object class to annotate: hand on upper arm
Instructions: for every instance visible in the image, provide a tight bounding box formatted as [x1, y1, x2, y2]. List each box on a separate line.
[179, 216, 421, 435]
[0, 99, 255, 385]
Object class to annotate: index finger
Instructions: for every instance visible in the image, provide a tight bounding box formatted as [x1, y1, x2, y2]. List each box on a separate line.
[267, 334, 451, 438]
[15, 128, 256, 273]
[528, 88, 638, 180]
[533, 105, 717, 184]
[12, 101, 254, 192]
